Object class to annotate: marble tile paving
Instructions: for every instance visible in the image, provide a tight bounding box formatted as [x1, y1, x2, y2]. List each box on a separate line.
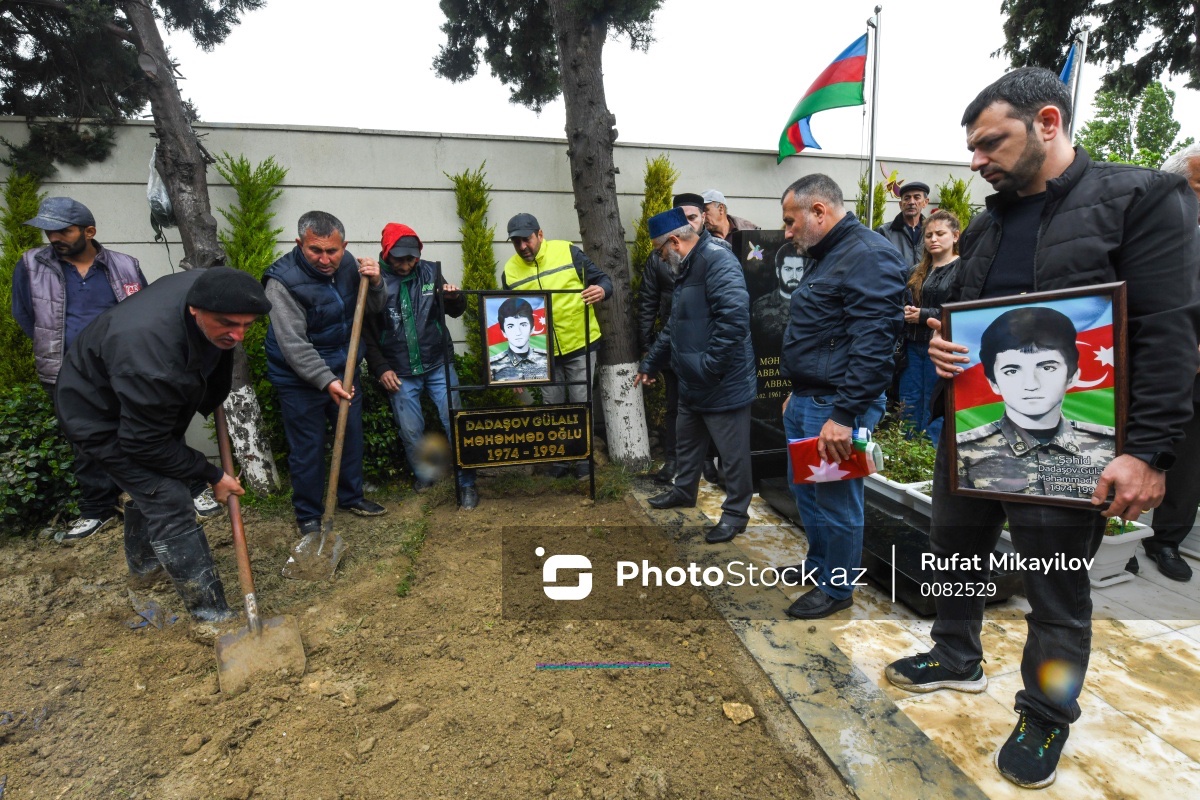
[688, 481, 1200, 798]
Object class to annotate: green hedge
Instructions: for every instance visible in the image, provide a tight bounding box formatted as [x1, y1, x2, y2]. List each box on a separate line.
[0, 384, 78, 533]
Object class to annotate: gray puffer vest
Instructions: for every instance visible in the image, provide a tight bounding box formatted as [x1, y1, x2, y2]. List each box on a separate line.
[22, 244, 146, 383]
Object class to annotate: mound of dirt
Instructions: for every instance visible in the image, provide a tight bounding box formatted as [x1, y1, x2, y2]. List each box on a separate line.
[0, 475, 833, 799]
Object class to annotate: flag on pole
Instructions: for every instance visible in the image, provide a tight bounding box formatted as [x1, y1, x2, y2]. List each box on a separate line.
[777, 34, 868, 163]
[1058, 42, 1077, 84]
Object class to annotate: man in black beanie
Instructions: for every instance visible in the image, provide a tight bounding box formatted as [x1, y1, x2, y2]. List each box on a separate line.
[56, 267, 271, 622]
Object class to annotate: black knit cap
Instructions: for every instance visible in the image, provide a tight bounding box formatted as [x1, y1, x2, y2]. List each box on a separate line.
[185, 267, 272, 314]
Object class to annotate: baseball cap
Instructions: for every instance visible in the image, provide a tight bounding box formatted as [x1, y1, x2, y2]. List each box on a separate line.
[507, 213, 541, 238]
[701, 189, 727, 207]
[388, 235, 422, 259]
[25, 197, 96, 230]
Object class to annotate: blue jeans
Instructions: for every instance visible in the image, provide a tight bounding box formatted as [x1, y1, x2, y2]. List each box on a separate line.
[784, 393, 886, 601]
[386, 365, 475, 488]
[898, 341, 942, 447]
[276, 378, 366, 523]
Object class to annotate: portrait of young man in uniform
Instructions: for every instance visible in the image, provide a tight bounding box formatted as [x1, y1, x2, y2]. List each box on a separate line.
[487, 295, 551, 384]
[952, 304, 1117, 500]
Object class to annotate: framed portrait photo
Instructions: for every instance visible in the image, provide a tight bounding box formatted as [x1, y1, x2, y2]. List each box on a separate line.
[943, 283, 1127, 508]
[481, 292, 554, 387]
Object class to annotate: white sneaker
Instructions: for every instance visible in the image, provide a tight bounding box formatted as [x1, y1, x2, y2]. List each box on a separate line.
[193, 488, 224, 521]
[55, 515, 118, 545]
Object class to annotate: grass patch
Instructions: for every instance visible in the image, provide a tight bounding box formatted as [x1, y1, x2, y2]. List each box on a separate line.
[395, 517, 429, 597]
[594, 464, 633, 503]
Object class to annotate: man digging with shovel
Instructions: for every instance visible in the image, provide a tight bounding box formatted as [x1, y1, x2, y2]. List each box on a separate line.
[55, 267, 272, 623]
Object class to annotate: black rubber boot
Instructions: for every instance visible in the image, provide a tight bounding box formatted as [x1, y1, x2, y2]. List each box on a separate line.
[123, 501, 164, 588]
[151, 525, 235, 622]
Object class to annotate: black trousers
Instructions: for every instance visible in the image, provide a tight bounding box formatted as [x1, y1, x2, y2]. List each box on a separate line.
[927, 435, 1105, 726]
[44, 382, 121, 519]
[662, 369, 678, 461]
[1145, 403, 1200, 551]
[667, 402, 752, 527]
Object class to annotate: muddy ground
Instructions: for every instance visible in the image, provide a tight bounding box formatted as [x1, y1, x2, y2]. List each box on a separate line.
[0, 471, 847, 799]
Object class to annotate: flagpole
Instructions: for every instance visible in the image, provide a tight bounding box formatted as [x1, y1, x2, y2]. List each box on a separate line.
[866, 5, 882, 227]
[1069, 26, 1089, 140]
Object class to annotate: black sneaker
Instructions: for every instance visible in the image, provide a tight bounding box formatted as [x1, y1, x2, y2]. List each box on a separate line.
[55, 515, 119, 545]
[994, 710, 1068, 789]
[460, 486, 480, 511]
[885, 652, 987, 693]
[338, 499, 387, 517]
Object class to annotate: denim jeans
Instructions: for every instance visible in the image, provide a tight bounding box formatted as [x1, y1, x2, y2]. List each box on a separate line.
[898, 341, 943, 447]
[386, 365, 475, 488]
[784, 392, 886, 601]
[927, 435, 1105, 725]
[275, 378, 366, 523]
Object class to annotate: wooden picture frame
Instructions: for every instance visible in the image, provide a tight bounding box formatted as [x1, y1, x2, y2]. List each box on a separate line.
[943, 282, 1128, 509]
[481, 291, 554, 387]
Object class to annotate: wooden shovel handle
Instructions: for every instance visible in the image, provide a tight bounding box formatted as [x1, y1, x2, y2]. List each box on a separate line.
[215, 406, 258, 628]
[322, 275, 371, 521]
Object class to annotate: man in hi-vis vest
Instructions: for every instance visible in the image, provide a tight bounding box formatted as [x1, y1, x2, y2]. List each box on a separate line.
[503, 213, 612, 479]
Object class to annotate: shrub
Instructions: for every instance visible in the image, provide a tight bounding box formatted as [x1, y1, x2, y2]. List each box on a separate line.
[934, 174, 978, 229]
[630, 155, 677, 297]
[0, 384, 79, 533]
[855, 172, 887, 230]
[214, 153, 292, 473]
[0, 172, 44, 386]
[447, 162, 518, 409]
[629, 155, 677, 435]
[872, 416, 936, 484]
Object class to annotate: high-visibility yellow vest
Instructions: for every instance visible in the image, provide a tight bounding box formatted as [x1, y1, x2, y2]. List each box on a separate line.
[503, 239, 601, 357]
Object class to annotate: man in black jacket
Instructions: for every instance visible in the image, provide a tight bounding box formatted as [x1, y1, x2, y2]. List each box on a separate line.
[55, 267, 272, 622]
[635, 207, 756, 544]
[875, 181, 930, 265]
[363, 223, 478, 509]
[635, 193, 718, 485]
[778, 174, 906, 621]
[885, 68, 1200, 790]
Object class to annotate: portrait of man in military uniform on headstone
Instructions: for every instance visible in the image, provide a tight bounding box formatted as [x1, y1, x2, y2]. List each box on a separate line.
[944, 289, 1126, 506]
[484, 294, 553, 385]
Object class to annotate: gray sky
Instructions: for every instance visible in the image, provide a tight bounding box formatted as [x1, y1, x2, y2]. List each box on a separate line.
[165, 0, 1198, 169]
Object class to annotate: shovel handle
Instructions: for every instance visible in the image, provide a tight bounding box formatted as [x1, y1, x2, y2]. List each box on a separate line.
[215, 406, 261, 635]
[321, 274, 372, 525]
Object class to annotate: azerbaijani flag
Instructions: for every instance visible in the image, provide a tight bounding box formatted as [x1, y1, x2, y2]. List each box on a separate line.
[777, 34, 867, 163]
[950, 296, 1116, 432]
[486, 299, 549, 359]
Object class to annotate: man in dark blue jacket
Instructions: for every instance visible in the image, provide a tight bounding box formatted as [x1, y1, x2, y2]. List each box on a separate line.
[363, 223, 478, 510]
[263, 211, 389, 537]
[635, 207, 756, 544]
[779, 174, 906, 620]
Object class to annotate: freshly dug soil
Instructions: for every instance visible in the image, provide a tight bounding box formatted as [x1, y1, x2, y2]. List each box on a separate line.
[0, 474, 834, 799]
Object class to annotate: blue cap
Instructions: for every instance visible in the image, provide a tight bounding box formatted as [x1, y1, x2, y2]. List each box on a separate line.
[24, 197, 95, 230]
[648, 207, 688, 240]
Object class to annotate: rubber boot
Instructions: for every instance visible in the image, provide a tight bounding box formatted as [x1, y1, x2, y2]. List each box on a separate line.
[123, 501, 165, 589]
[151, 525, 235, 622]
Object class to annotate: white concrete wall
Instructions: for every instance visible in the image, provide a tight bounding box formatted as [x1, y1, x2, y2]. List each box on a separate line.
[1, 118, 985, 464]
[0, 118, 986, 313]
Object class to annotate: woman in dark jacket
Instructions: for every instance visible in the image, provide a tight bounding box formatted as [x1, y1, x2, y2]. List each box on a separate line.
[898, 209, 961, 445]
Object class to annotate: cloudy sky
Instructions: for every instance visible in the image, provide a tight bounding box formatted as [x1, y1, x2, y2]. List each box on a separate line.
[164, 0, 1198, 166]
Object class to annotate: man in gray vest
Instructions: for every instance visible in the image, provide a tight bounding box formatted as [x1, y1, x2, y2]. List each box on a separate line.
[11, 198, 221, 543]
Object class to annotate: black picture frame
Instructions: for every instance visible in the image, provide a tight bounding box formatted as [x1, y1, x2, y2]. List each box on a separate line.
[942, 282, 1128, 509]
[480, 291, 555, 387]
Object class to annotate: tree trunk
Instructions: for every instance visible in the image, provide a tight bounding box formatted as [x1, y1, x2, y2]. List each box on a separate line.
[549, 0, 649, 470]
[120, 0, 279, 492]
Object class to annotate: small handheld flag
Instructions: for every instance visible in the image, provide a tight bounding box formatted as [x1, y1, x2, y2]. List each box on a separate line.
[777, 34, 868, 163]
[789, 429, 883, 484]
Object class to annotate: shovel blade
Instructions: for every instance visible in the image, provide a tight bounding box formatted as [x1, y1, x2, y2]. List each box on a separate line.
[281, 527, 347, 581]
[216, 614, 306, 695]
